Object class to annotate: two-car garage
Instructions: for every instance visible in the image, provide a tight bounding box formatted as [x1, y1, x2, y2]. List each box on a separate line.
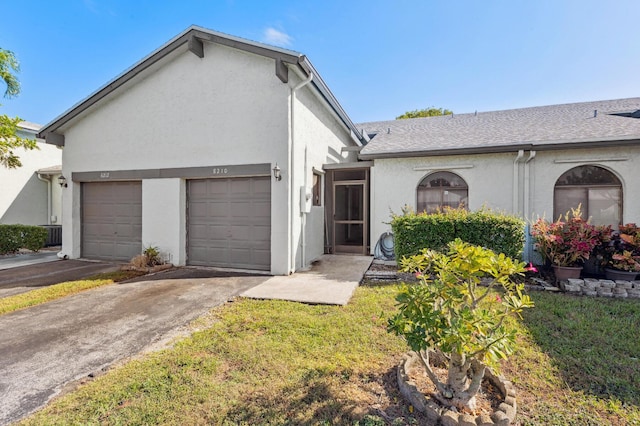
[80, 174, 271, 270]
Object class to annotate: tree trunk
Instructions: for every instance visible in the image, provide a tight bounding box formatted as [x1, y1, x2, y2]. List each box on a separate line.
[442, 352, 485, 411]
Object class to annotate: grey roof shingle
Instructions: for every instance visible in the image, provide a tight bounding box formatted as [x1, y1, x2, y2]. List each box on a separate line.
[358, 98, 640, 159]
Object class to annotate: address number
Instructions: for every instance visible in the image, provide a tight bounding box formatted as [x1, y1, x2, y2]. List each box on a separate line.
[212, 168, 228, 174]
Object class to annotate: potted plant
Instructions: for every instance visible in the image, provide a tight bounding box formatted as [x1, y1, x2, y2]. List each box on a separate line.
[530, 206, 600, 281]
[388, 239, 534, 423]
[603, 224, 640, 280]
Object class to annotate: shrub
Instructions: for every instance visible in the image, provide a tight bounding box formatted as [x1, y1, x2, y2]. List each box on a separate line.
[388, 239, 534, 411]
[391, 207, 525, 260]
[0, 225, 47, 254]
[530, 205, 601, 267]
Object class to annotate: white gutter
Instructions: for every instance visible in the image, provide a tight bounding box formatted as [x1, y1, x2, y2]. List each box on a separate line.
[512, 150, 525, 214]
[36, 173, 52, 225]
[524, 151, 537, 219]
[289, 71, 313, 274]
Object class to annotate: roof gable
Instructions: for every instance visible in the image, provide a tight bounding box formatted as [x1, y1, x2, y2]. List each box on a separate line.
[39, 25, 365, 146]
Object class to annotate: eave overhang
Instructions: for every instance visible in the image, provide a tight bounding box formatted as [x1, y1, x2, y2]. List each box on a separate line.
[358, 136, 640, 160]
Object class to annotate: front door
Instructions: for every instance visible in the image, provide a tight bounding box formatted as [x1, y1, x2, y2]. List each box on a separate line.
[333, 181, 367, 255]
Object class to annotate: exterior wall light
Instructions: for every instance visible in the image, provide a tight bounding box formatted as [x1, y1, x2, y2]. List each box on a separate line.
[272, 163, 282, 181]
[58, 175, 68, 188]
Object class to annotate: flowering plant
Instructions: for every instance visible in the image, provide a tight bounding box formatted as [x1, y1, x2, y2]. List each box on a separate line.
[604, 223, 640, 272]
[531, 206, 600, 267]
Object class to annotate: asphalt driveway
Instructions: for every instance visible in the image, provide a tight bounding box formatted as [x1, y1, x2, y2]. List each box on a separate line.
[0, 268, 267, 425]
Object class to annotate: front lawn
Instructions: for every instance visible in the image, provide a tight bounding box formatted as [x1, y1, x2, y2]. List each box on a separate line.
[0, 270, 145, 316]
[19, 284, 640, 425]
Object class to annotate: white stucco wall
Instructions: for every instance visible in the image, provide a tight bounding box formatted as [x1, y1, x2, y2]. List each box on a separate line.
[142, 178, 186, 264]
[369, 145, 640, 252]
[289, 71, 359, 270]
[57, 41, 358, 274]
[0, 132, 62, 226]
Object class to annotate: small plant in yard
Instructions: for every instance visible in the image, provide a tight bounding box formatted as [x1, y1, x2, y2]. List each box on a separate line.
[603, 223, 640, 272]
[130, 245, 163, 268]
[388, 239, 534, 412]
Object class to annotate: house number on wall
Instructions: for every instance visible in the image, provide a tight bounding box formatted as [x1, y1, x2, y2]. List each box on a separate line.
[212, 168, 229, 175]
[100, 172, 110, 178]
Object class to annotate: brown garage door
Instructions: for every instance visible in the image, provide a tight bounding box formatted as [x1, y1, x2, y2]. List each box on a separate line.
[82, 181, 142, 261]
[188, 177, 271, 270]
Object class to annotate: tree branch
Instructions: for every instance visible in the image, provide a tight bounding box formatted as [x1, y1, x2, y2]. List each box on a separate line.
[417, 350, 449, 397]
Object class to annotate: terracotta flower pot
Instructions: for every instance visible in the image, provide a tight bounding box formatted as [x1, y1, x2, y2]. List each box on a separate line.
[552, 265, 582, 281]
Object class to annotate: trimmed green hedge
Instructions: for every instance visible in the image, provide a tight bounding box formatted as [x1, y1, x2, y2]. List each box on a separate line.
[391, 208, 526, 260]
[0, 225, 48, 254]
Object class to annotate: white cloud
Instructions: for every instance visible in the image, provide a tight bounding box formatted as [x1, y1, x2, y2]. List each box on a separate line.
[262, 27, 292, 47]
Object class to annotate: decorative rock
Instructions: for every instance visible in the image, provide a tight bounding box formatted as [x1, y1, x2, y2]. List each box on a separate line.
[490, 409, 511, 426]
[582, 278, 600, 290]
[567, 278, 583, 286]
[583, 290, 598, 297]
[498, 402, 517, 421]
[615, 280, 633, 289]
[627, 289, 640, 298]
[476, 414, 494, 426]
[599, 280, 616, 289]
[459, 413, 477, 426]
[441, 410, 459, 426]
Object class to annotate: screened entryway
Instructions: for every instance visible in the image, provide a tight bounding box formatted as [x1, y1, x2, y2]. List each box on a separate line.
[325, 167, 370, 255]
[416, 171, 468, 213]
[554, 165, 622, 227]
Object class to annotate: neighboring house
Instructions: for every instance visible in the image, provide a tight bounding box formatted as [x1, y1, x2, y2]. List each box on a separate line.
[37, 25, 640, 271]
[359, 98, 640, 261]
[37, 26, 367, 274]
[0, 122, 63, 227]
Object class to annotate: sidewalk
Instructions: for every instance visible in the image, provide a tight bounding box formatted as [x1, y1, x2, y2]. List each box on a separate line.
[241, 255, 373, 305]
[0, 251, 60, 271]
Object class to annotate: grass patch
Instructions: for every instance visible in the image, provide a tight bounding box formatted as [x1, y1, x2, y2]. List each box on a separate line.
[0, 270, 145, 316]
[18, 285, 640, 425]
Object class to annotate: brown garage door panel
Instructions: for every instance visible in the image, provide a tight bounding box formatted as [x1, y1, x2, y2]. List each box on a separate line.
[188, 177, 271, 270]
[82, 182, 142, 262]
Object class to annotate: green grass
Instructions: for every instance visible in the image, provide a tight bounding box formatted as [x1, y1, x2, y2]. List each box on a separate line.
[17, 285, 640, 425]
[0, 270, 145, 316]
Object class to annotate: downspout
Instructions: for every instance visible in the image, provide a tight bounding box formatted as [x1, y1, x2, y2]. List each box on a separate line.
[36, 173, 52, 225]
[512, 150, 524, 214]
[301, 146, 308, 268]
[523, 151, 536, 220]
[289, 71, 313, 274]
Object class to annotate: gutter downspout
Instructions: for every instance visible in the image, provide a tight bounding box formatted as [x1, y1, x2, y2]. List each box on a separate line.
[289, 71, 313, 274]
[512, 150, 525, 214]
[524, 151, 537, 220]
[36, 173, 52, 225]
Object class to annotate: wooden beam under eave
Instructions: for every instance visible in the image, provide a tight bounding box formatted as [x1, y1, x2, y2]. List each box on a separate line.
[188, 36, 204, 58]
[45, 132, 65, 146]
[275, 58, 288, 83]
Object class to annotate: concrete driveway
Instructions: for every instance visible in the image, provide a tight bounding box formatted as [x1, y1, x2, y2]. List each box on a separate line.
[0, 268, 267, 425]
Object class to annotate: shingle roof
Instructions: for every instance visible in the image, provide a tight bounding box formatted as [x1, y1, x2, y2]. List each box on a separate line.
[358, 98, 640, 159]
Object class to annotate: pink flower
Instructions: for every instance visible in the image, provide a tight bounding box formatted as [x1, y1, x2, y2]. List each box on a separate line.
[415, 272, 423, 278]
[495, 295, 502, 302]
[524, 262, 538, 273]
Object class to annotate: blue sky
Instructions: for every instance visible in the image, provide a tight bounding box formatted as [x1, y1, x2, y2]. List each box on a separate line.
[2, 0, 640, 125]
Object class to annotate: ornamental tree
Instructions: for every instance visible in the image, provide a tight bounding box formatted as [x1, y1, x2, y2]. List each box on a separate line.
[0, 48, 37, 168]
[387, 239, 534, 411]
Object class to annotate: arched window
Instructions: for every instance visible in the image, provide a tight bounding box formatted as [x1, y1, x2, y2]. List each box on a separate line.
[554, 165, 622, 226]
[417, 171, 468, 213]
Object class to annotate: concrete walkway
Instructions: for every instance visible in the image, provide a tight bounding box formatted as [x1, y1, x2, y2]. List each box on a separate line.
[241, 254, 373, 305]
[0, 251, 59, 270]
